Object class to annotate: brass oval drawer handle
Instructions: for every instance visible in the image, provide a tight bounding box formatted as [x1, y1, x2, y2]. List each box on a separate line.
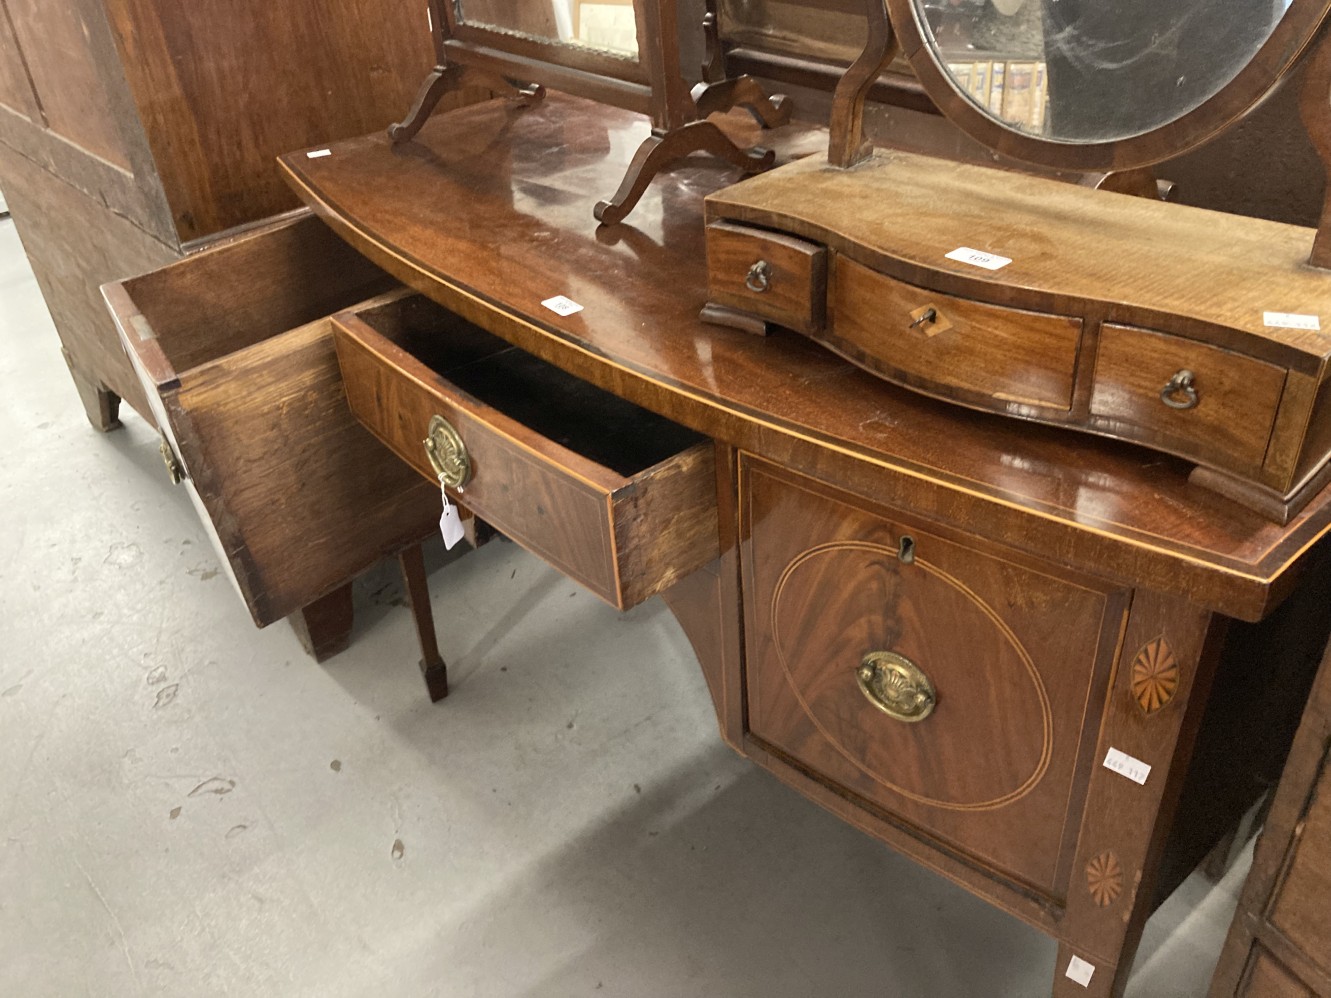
[856, 651, 936, 723]
[159, 434, 185, 486]
[424, 414, 471, 490]
[745, 260, 772, 293]
[1159, 369, 1199, 410]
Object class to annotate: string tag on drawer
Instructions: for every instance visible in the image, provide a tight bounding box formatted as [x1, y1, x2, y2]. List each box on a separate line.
[439, 478, 466, 551]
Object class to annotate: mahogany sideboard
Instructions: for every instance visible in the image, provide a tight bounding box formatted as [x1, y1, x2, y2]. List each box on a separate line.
[263, 92, 1331, 997]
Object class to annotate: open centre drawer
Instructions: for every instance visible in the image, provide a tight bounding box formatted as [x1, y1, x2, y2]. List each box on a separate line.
[332, 294, 720, 611]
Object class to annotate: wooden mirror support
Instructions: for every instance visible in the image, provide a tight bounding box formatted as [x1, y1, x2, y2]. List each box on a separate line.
[702, 0, 1331, 522]
[389, 0, 791, 225]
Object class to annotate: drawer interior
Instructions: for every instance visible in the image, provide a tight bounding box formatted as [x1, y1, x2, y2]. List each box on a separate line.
[353, 295, 706, 477]
[123, 215, 393, 374]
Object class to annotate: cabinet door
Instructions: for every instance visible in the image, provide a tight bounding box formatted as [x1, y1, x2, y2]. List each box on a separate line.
[740, 457, 1129, 900]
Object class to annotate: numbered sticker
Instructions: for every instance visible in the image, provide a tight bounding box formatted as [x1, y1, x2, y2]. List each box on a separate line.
[1065, 956, 1095, 988]
[945, 246, 1012, 271]
[1103, 747, 1152, 786]
[1263, 311, 1321, 331]
[542, 295, 584, 317]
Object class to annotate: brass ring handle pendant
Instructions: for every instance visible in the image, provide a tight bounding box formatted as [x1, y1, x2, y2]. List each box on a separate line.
[746, 260, 772, 293]
[856, 651, 936, 723]
[1159, 369, 1200, 410]
[158, 433, 185, 485]
[424, 414, 471, 490]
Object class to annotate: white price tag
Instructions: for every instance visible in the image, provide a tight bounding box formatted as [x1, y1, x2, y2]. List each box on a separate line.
[307, 149, 332, 159]
[1065, 956, 1095, 988]
[1263, 311, 1321, 331]
[1103, 747, 1152, 786]
[945, 246, 1012, 271]
[439, 484, 465, 551]
[542, 295, 584, 317]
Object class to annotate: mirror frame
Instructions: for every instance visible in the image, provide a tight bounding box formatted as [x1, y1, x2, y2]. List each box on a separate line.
[886, 0, 1331, 170]
[433, 0, 690, 127]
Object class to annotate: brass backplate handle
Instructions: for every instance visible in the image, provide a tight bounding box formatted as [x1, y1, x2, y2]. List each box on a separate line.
[424, 414, 471, 490]
[856, 651, 936, 723]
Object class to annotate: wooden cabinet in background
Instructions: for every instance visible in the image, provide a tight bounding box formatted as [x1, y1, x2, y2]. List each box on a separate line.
[1210, 632, 1331, 997]
[0, 0, 485, 654]
[0, 0, 448, 433]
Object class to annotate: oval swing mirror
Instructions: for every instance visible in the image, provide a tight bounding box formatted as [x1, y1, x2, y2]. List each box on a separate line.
[888, 0, 1331, 170]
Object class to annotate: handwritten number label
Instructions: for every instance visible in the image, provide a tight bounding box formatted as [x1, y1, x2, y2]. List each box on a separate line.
[542, 295, 584, 317]
[945, 246, 1012, 271]
[1263, 311, 1320, 331]
[1103, 747, 1151, 786]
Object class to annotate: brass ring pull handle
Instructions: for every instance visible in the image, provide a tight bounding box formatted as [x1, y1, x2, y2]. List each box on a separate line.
[856, 651, 936, 723]
[745, 260, 772, 293]
[909, 307, 937, 329]
[159, 434, 184, 486]
[424, 414, 471, 490]
[1159, 369, 1199, 410]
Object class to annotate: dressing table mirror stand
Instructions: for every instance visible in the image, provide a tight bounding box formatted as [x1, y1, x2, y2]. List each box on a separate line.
[706, 0, 1331, 523]
[389, 0, 791, 223]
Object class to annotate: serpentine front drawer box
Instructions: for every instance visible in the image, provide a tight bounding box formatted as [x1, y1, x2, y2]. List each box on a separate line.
[704, 149, 1331, 523]
[103, 213, 438, 629]
[331, 293, 720, 611]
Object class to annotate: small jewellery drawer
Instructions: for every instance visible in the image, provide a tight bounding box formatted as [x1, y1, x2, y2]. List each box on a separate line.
[739, 456, 1128, 899]
[829, 257, 1083, 412]
[706, 221, 826, 333]
[1090, 323, 1286, 471]
[333, 294, 720, 610]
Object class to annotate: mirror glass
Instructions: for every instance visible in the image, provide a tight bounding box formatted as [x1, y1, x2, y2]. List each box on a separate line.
[918, 0, 1290, 142]
[455, 0, 640, 58]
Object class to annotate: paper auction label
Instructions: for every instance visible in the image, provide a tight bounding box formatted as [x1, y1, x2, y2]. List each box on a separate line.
[1103, 747, 1151, 786]
[945, 246, 1012, 271]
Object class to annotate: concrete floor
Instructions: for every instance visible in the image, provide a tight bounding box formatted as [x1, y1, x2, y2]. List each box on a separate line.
[0, 213, 1249, 997]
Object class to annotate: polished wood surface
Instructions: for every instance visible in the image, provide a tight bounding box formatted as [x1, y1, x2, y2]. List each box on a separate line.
[278, 92, 1331, 998]
[705, 221, 826, 333]
[831, 256, 1083, 412]
[705, 147, 1331, 509]
[1210, 629, 1331, 996]
[103, 0, 438, 243]
[1089, 324, 1287, 471]
[741, 457, 1126, 898]
[279, 92, 1331, 621]
[332, 294, 718, 611]
[103, 216, 438, 627]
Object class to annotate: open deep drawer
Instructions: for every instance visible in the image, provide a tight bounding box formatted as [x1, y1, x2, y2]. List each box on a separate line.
[103, 213, 439, 630]
[332, 293, 720, 611]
